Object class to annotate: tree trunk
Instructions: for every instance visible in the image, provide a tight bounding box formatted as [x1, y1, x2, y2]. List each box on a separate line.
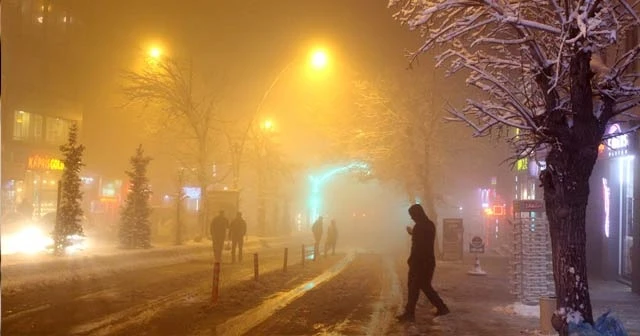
[540, 50, 606, 335]
[198, 139, 209, 239]
[542, 148, 595, 334]
[198, 176, 208, 239]
[176, 169, 185, 245]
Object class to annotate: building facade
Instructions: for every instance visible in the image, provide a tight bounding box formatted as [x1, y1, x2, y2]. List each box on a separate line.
[587, 123, 639, 293]
[1, 0, 82, 218]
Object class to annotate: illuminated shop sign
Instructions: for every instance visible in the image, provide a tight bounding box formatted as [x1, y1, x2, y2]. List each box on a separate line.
[516, 158, 528, 171]
[183, 187, 202, 200]
[605, 124, 630, 158]
[27, 155, 65, 171]
[101, 180, 123, 198]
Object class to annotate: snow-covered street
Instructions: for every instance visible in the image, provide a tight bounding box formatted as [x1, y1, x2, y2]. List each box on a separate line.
[3, 235, 640, 336]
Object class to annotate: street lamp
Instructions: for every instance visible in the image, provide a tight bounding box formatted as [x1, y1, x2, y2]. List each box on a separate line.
[310, 49, 329, 70]
[148, 46, 162, 59]
[261, 119, 274, 132]
[231, 47, 331, 187]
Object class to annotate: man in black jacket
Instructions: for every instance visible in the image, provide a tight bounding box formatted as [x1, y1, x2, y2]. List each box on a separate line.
[397, 204, 449, 322]
[210, 210, 229, 263]
[229, 212, 247, 263]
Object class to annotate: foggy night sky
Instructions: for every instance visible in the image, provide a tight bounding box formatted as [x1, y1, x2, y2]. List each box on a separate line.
[23, 0, 512, 199]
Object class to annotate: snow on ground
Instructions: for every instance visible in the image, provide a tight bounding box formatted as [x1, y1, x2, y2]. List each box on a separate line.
[2, 243, 213, 293]
[207, 251, 356, 336]
[493, 302, 541, 318]
[1, 235, 294, 294]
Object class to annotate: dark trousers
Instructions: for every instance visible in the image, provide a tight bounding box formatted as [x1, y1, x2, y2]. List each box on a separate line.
[231, 238, 243, 262]
[212, 240, 224, 262]
[313, 237, 321, 260]
[405, 263, 446, 314]
[324, 240, 336, 256]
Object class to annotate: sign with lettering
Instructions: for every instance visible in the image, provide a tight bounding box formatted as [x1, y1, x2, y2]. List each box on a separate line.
[605, 124, 632, 158]
[513, 200, 545, 213]
[27, 155, 65, 171]
[442, 218, 464, 261]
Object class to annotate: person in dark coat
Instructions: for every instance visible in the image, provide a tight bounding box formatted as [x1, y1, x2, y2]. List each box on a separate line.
[210, 210, 229, 262]
[229, 212, 247, 263]
[397, 204, 449, 322]
[325, 219, 338, 256]
[311, 216, 323, 260]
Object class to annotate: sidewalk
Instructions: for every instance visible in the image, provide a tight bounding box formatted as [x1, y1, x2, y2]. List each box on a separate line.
[388, 254, 640, 336]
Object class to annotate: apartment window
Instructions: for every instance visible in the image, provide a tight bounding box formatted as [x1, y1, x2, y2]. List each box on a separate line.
[45, 117, 72, 144]
[13, 111, 44, 141]
[13, 111, 31, 140]
[32, 114, 44, 141]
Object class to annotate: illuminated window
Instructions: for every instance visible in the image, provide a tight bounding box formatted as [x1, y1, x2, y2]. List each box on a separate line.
[13, 111, 44, 141]
[13, 111, 31, 140]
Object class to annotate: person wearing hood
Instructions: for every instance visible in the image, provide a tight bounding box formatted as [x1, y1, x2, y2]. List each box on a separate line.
[229, 212, 247, 263]
[210, 210, 229, 263]
[397, 204, 449, 322]
[325, 219, 338, 256]
[311, 216, 323, 260]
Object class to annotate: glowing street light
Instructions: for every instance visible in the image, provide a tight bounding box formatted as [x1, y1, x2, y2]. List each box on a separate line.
[310, 49, 329, 70]
[148, 46, 163, 60]
[262, 119, 274, 131]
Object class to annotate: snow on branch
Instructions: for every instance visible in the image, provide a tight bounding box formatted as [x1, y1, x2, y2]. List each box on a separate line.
[391, 0, 640, 159]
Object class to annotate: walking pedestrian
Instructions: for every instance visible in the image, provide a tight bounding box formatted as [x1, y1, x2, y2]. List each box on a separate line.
[397, 204, 449, 322]
[311, 216, 323, 260]
[210, 210, 229, 263]
[229, 211, 247, 263]
[325, 219, 338, 256]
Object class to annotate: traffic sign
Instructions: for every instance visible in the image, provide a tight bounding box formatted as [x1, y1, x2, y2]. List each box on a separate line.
[469, 236, 485, 254]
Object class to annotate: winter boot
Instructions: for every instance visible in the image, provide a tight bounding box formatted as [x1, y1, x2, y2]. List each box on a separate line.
[434, 305, 450, 317]
[396, 312, 415, 322]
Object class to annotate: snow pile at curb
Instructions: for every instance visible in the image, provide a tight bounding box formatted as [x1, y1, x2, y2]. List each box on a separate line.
[493, 302, 540, 318]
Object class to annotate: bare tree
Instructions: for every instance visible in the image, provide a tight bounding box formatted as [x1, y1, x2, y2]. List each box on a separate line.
[122, 55, 225, 239]
[331, 72, 464, 228]
[391, 0, 640, 333]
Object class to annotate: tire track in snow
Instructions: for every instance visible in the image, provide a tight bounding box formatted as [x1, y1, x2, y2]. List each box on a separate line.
[69, 247, 288, 336]
[365, 256, 402, 336]
[194, 251, 356, 336]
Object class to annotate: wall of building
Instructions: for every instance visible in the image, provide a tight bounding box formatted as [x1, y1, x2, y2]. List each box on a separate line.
[1, 0, 83, 218]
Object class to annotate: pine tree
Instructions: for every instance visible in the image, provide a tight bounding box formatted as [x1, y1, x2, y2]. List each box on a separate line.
[54, 123, 85, 255]
[119, 145, 153, 249]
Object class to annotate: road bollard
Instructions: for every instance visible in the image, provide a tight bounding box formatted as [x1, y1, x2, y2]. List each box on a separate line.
[253, 253, 259, 280]
[283, 247, 288, 272]
[211, 262, 220, 304]
[301, 244, 305, 267]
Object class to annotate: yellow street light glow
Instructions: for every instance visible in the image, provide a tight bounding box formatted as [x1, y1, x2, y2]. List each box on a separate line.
[310, 49, 329, 70]
[148, 46, 162, 59]
[262, 119, 274, 130]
